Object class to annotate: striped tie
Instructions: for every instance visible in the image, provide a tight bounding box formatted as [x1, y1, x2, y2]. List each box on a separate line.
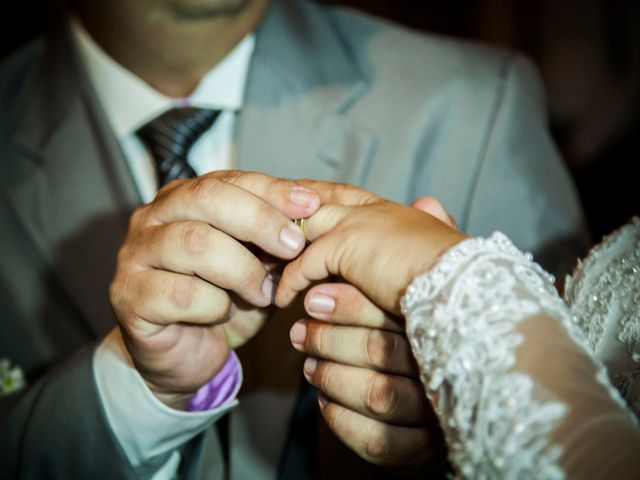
[137, 107, 221, 186]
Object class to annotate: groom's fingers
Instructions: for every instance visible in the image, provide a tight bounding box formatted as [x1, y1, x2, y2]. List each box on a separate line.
[316, 395, 440, 468]
[303, 359, 428, 425]
[290, 320, 417, 376]
[304, 283, 403, 333]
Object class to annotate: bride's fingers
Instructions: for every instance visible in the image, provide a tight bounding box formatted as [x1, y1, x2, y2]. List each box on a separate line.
[411, 196, 457, 229]
[304, 283, 403, 333]
[296, 180, 378, 207]
[275, 235, 341, 307]
[296, 204, 351, 242]
[277, 200, 381, 307]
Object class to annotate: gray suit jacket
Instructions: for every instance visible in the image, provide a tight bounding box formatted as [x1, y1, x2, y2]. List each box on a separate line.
[0, 0, 587, 478]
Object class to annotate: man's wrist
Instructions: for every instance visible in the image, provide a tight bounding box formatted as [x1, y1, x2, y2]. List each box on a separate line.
[142, 351, 242, 411]
[93, 329, 242, 469]
[187, 351, 241, 412]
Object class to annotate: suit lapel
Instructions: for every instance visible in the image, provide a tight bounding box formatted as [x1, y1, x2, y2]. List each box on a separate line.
[4, 26, 140, 338]
[231, 1, 377, 478]
[235, 0, 377, 185]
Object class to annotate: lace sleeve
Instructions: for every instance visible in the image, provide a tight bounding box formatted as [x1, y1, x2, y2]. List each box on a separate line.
[565, 217, 640, 417]
[401, 233, 640, 479]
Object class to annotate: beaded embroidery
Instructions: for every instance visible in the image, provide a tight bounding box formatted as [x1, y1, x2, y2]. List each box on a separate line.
[401, 233, 632, 479]
[565, 217, 640, 415]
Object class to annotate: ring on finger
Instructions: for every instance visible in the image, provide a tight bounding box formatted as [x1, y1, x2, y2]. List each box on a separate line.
[293, 218, 310, 243]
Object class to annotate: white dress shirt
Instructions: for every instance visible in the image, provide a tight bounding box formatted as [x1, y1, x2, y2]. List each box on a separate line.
[71, 18, 255, 477]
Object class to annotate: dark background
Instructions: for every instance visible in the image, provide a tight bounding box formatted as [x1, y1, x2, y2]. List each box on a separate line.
[2, 0, 638, 241]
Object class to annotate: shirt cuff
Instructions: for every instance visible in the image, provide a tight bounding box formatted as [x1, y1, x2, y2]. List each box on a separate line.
[187, 350, 241, 411]
[93, 328, 242, 468]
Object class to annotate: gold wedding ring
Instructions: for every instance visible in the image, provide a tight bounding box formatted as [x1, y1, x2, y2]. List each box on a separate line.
[293, 218, 310, 243]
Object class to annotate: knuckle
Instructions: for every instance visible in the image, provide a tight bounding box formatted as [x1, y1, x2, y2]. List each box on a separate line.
[128, 206, 146, 229]
[325, 182, 344, 202]
[214, 294, 232, 321]
[115, 242, 133, 266]
[161, 178, 183, 192]
[249, 203, 276, 233]
[189, 176, 221, 202]
[180, 222, 209, 254]
[321, 401, 343, 432]
[315, 362, 334, 394]
[153, 179, 185, 206]
[109, 273, 137, 321]
[363, 428, 392, 462]
[217, 169, 243, 184]
[237, 265, 263, 292]
[228, 251, 264, 292]
[366, 330, 398, 367]
[366, 373, 398, 417]
[155, 179, 182, 200]
[308, 324, 331, 356]
[108, 276, 126, 312]
[165, 275, 197, 310]
[333, 182, 356, 199]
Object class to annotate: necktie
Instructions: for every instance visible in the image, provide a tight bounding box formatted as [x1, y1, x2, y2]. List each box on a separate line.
[137, 107, 221, 186]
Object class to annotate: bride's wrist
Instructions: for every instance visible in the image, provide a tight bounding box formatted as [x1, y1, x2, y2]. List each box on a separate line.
[405, 231, 467, 295]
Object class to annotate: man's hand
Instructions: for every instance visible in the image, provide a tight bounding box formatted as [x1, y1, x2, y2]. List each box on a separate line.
[289, 282, 446, 474]
[109, 170, 319, 409]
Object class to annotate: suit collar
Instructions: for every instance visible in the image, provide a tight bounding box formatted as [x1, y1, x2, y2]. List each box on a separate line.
[5, 25, 139, 337]
[236, 0, 377, 185]
[250, 0, 371, 113]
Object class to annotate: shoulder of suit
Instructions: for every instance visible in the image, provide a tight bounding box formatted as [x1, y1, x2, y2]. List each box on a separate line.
[325, 4, 532, 98]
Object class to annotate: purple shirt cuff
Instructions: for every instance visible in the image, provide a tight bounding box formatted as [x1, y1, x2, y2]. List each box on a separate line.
[186, 351, 241, 412]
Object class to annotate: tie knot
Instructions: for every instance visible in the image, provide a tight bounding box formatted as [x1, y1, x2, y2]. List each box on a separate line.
[137, 107, 221, 186]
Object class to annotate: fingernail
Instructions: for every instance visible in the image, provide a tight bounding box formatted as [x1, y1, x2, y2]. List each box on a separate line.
[290, 322, 307, 348]
[308, 294, 336, 314]
[318, 394, 328, 408]
[262, 275, 276, 302]
[280, 225, 305, 251]
[304, 357, 317, 377]
[290, 186, 319, 209]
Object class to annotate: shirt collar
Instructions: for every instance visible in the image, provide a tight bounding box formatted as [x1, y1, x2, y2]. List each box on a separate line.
[71, 17, 256, 138]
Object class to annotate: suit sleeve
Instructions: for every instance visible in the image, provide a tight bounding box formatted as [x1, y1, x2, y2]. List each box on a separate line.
[93, 328, 239, 476]
[0, 332, 236, 480]
[461, 55, 589, 278]
[0, 346, 140, 480]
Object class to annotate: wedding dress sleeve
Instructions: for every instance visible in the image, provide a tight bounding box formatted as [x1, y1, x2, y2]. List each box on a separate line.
[401, 232, 640, 479]
[565, 217, 640, 418]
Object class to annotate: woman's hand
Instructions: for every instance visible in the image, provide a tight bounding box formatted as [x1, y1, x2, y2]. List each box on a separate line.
[277, 185, 462, 472]
[275, 182, 466, 315]
[290, 281, 445, 472]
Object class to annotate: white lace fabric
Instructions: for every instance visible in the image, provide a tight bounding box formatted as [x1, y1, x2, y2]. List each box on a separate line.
[401, 233, 640, 479]
[565, 217, 640, 417]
